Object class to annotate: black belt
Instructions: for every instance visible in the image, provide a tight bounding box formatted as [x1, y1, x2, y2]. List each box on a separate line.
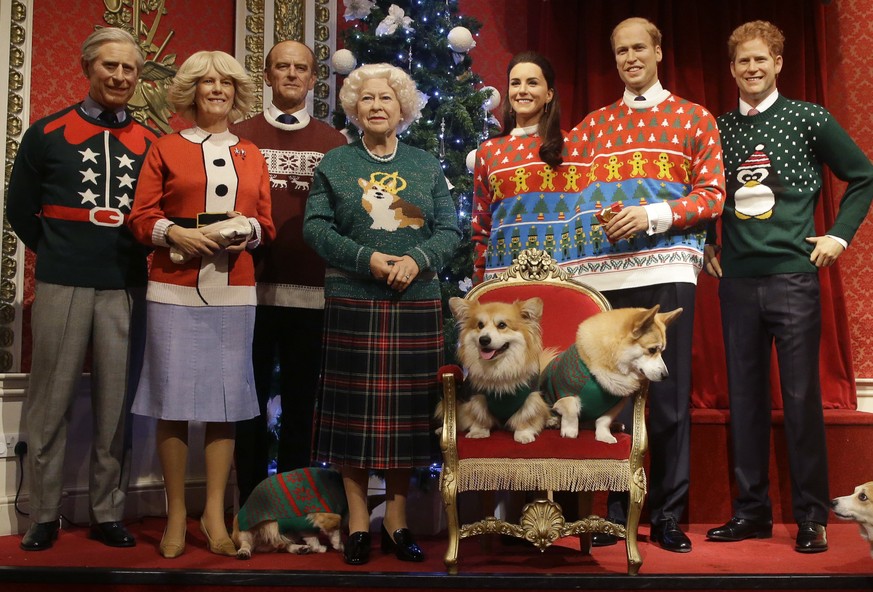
[169, 212, 231, 229]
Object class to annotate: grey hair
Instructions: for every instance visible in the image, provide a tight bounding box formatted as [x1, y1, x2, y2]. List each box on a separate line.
[168, 51, 256, 124]
[81, 27, 144, 73]
[339, 63, 421, 133]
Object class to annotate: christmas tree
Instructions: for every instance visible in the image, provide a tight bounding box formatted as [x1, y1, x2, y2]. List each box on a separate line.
[333, 0, 496, 360]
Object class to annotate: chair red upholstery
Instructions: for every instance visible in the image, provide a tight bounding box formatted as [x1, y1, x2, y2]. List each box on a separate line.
[438, 249, 648, 575]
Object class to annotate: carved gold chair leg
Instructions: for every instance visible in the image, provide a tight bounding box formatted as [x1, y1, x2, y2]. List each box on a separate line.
[625, 483, 644, 575]
[441, 477, 460, 574]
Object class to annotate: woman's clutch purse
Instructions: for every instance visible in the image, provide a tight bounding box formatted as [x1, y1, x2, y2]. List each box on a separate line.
[170, 216, 254, 264]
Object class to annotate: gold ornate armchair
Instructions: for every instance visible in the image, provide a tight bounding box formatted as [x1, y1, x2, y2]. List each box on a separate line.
[438, 249, 648, 575]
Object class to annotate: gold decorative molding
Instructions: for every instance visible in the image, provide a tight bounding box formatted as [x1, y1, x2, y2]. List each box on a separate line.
[244, 0, 266, 113]
[274, 0, 304, 44]
[1, 0, 28, 372]
[102, 0, 177, 134]
[311, 0, 332, 120]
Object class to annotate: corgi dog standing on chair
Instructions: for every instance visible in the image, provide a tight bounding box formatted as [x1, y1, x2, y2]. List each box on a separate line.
[442, 296, 555, 444]
[231, 467, 347, 559]
[541, 305, 682, 443]
[831, 481, 873, 557]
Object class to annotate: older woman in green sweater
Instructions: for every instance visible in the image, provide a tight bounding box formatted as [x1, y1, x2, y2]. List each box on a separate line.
[303, 63, 460, 566]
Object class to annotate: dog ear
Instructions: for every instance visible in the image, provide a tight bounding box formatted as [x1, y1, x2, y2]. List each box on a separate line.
[631, 305, 660, 338]
[449, 296, 470, 322]
[657, 307, 683, 328]
[518, 297, 544, 322]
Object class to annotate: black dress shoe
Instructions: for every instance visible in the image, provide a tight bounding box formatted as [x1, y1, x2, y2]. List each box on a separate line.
[706, 516, 773, 542]
[591, 532, 619, 547]
[381, 525, 424, 562]
[650, 519, 692, 553]
[89, 521, 136, 548]
[795, 521, 827, 553]
[344, 531, 372, 565]
[20, 521, 59, 551]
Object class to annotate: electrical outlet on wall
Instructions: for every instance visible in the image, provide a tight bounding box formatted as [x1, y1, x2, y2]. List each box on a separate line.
[0, 433, 20, 458]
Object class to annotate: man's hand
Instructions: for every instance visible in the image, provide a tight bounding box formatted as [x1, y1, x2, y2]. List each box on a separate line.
[605, 206, 648, 241]
[703, 244, 722, 278]
[806, 235, 845, 268]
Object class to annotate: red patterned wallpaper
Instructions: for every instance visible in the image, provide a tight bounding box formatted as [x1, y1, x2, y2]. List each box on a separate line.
[825, 0, 873, 377]
[19, 1, 235, 371]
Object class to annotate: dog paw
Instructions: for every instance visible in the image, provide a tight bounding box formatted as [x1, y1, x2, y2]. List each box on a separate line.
[466, 428, 491, 438]
[514, 429, 537, 444]
[595, 431, 618, 444]
[288, 544, 312, 554]
[560, 426, 579, 438]
[236, 549, 252, 560]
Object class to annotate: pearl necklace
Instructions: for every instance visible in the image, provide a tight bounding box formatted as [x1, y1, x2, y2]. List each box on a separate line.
[362, 137, 398, 162]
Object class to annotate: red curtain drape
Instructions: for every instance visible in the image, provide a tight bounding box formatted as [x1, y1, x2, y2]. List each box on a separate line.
[523, 0, 855, 409]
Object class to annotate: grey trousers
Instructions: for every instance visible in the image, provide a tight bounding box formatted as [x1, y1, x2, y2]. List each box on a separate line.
[24, 282, 141, 523]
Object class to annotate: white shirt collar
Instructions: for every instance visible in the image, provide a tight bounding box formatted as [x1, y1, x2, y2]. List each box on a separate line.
[739, 89, 779, 116]
[265, 104, 310, 129]
[81, 95, 127, 122]
[623, 81, 669, 109]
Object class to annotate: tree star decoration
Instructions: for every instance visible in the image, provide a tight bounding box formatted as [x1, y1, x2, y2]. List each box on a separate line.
[417, 90, 430, 111]
[447, 26, 476, 53]
[343, 0, 375, 21]
[376, 4, 414, 37]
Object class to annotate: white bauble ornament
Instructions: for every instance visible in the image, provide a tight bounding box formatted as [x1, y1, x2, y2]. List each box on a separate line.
[481, 86, 501, 111]
[466, 149, 477, 173]
[447, 26, 476, 53]
[331, 49, 357, 75]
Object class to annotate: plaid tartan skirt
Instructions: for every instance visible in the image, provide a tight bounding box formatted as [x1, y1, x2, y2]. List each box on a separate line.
[313, 297, 443, 469]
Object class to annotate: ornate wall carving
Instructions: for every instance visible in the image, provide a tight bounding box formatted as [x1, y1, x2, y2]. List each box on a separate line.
[238, 0, 336, 120]
[1, 0, 29, 372]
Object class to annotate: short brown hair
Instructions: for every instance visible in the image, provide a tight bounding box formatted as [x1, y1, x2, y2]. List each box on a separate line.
[728, 20, 784, 61]
[610, 17, 662, 51]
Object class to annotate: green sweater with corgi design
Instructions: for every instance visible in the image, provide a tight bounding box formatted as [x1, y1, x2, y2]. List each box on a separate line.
[303, 141, 461, 301]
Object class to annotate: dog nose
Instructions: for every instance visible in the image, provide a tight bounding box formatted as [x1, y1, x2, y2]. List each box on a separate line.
[479, 335, 491, 346]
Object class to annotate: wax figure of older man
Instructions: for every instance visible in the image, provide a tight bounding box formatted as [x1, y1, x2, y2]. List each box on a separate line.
[230, 41, 345, 505]
[7, 27, 157, 551]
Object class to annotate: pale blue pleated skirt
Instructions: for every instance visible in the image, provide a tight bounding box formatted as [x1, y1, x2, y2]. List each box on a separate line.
[131, 302, 259, 422]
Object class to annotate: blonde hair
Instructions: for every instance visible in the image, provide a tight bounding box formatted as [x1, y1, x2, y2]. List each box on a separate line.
[610, 17, 663, 51]
[339, 63, 421, 133]
[81, 27, 144, 73]
[168, 51, 256, 123]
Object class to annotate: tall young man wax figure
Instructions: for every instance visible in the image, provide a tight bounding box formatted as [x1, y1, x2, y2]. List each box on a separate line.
[230, 40, 346, 504]
[7, 27, 158, 551]
[703, 20, 873, 554]
[570, 17, 725, 553]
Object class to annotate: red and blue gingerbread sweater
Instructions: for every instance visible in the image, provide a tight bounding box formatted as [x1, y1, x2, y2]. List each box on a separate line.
[568, 92, 725, 290]
[471, 130, 585, 283]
